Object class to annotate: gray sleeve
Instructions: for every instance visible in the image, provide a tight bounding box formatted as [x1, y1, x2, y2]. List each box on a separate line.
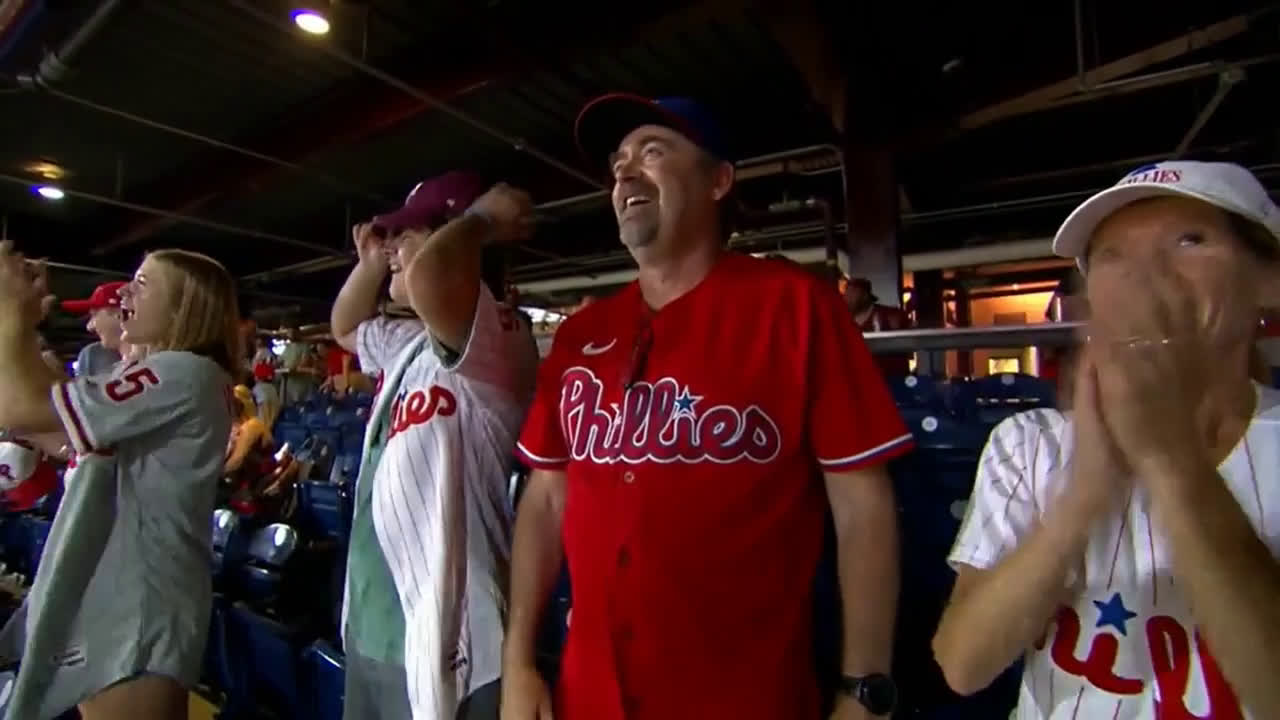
[51, 352, 203, 455]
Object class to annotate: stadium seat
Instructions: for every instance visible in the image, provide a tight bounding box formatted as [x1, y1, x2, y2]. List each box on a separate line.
[273, 421, 309, 452]
[227, 524, 310, 717]
[887, 374, 943, 409]
[535, 564, 572, 685]
[19, 516, 52, 580]
[211, 508, 250, 589]
[301, 639, 346, 720]
[951, 373, 1055, 426]
[296, 481, 348, 543]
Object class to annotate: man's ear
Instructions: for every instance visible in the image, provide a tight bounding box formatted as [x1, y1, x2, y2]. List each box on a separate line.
[711, 161, 734, 202]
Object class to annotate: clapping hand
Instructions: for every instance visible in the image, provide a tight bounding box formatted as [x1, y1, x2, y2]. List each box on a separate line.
[0, 241, 56, 333]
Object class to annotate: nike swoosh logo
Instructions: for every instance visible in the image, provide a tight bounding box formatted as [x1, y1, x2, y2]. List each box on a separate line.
[582, 339, 617, 356]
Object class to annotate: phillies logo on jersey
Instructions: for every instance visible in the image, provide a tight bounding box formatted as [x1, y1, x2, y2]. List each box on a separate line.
[1039, 593, 1242, 718]
[387, 385, 457, 440]
[559, 366, 781, 464]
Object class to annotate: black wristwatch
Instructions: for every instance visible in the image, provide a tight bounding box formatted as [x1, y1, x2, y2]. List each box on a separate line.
[838, 673, 897, 716]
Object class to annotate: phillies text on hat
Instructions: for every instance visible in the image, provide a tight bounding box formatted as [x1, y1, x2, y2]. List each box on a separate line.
[1052, 161, 1280, 272]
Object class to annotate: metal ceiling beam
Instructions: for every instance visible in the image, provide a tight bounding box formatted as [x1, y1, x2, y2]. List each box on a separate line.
[758, 0, 847, 133]
[954, 13, 1254, 132]
[15, 0, 127, 88]
[100, 0, 747, 255]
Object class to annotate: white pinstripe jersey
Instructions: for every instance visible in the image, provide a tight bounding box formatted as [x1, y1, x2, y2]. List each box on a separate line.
[353, 287, 538, 719]
[949, 392, 1280, 720]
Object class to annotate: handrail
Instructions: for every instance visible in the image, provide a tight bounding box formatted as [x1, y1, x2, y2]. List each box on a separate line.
[864, 322, 1083, 354]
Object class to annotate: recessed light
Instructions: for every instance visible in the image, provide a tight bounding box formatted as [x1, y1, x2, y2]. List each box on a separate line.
[292, 9, 330, 35]
[35, 185, 65, 200]
[22, 160, 68, 181]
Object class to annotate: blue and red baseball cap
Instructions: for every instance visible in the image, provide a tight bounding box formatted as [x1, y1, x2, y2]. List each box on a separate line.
[372, 170, 488, 235]
[575, 93, 731, 168]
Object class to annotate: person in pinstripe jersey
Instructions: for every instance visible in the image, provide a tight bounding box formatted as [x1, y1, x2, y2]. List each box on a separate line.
[935, 161, 1280, 719]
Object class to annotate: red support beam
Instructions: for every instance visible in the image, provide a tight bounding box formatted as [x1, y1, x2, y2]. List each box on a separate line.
[99, 0, 748, 254]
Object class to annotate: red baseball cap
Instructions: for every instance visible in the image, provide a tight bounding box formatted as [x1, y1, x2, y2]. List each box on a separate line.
[61, 281, 127, 315]
[371, 170, 488, 235]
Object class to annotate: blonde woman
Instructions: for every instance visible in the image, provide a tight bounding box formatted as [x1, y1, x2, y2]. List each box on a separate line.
[0, 244, 239, 720]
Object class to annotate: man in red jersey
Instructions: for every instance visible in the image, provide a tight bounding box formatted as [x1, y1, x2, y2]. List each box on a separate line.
[501, 94, 913, 720]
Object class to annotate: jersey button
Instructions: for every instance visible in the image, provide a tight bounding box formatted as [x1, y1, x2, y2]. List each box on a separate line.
[622, 470, 636, 484]
[617, 546, 630, 568]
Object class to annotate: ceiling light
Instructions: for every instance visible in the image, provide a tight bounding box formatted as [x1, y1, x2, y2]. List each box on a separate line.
[292, 9, 330, 35]
[22, 160, 68, 181]
[35, 185, 65, 201]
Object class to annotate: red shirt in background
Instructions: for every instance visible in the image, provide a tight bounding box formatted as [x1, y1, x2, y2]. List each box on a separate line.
[325, 345, 356, 377]
[858, 304, 913, 376]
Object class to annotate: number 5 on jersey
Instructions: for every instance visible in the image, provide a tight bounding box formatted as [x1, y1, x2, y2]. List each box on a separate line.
[105, 367, 161, 403]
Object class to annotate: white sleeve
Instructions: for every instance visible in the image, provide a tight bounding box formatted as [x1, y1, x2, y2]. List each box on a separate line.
[51, 352, 203, 456]
[356, 316, 424, 374]
[432, 286, 539, 397]
[948, 409, 1065, 571]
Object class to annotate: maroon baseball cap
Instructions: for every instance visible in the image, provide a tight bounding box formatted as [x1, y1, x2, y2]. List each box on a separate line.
[371, 171, 488, 235]
[61, 281, 126, 315]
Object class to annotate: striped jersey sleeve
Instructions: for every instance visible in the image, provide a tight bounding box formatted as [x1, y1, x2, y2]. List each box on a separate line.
[431, 285, 539, 401]
[356, 315, 424, 375]
[805, 279, 914, 472]
[51, 351, 202, 456]
[948, 408, 1067, 571]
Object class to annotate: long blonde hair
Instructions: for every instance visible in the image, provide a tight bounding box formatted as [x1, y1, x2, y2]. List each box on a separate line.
[146, 249, 241, 375]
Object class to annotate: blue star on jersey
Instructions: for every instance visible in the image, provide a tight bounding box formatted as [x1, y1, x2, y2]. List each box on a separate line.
[1093, 592, 1138, 636]
[674, 387, 702, 416]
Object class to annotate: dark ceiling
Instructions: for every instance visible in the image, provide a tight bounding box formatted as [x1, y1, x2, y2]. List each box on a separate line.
[2, 0, 1277, 350]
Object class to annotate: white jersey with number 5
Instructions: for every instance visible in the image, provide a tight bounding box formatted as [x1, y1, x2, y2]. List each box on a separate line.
[352, 287, 538, 719]
[949, 393, 1280, 720]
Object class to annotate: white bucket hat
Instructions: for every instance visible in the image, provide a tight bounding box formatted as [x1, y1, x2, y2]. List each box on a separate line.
[1052, 161, 1280, 272]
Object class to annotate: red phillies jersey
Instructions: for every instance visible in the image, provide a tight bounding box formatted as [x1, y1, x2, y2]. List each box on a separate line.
[516, 253, 913, 720]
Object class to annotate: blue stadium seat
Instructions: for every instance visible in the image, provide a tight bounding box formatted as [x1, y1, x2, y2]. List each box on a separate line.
[339, 422, 366, 456]
[274, 421, 308, 452]
[19, 516, 51, 580]
[903, 411, 989, 452]
[227, 524, 309, 717]
[951, 373, 1055, 426]
[888, 374, 942, 409]
[296, 481, 348, 543]
[536, 565, 572, 685]
[210, 508, 250, 590]
[330, 452, 361, 485]
[301, 639, 346, 720]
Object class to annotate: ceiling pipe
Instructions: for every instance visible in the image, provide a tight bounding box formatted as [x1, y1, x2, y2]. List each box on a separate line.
[0, 171, 348, 258]
[515, 236, 1056, 295]
[532, 144, 844, 215]
[16, 0, 126, 88]
[30, 86, 393, 204]
[239, 144, 847, 282]
[228, 0, 603, 190]
[1173, 68, 1244, 158]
